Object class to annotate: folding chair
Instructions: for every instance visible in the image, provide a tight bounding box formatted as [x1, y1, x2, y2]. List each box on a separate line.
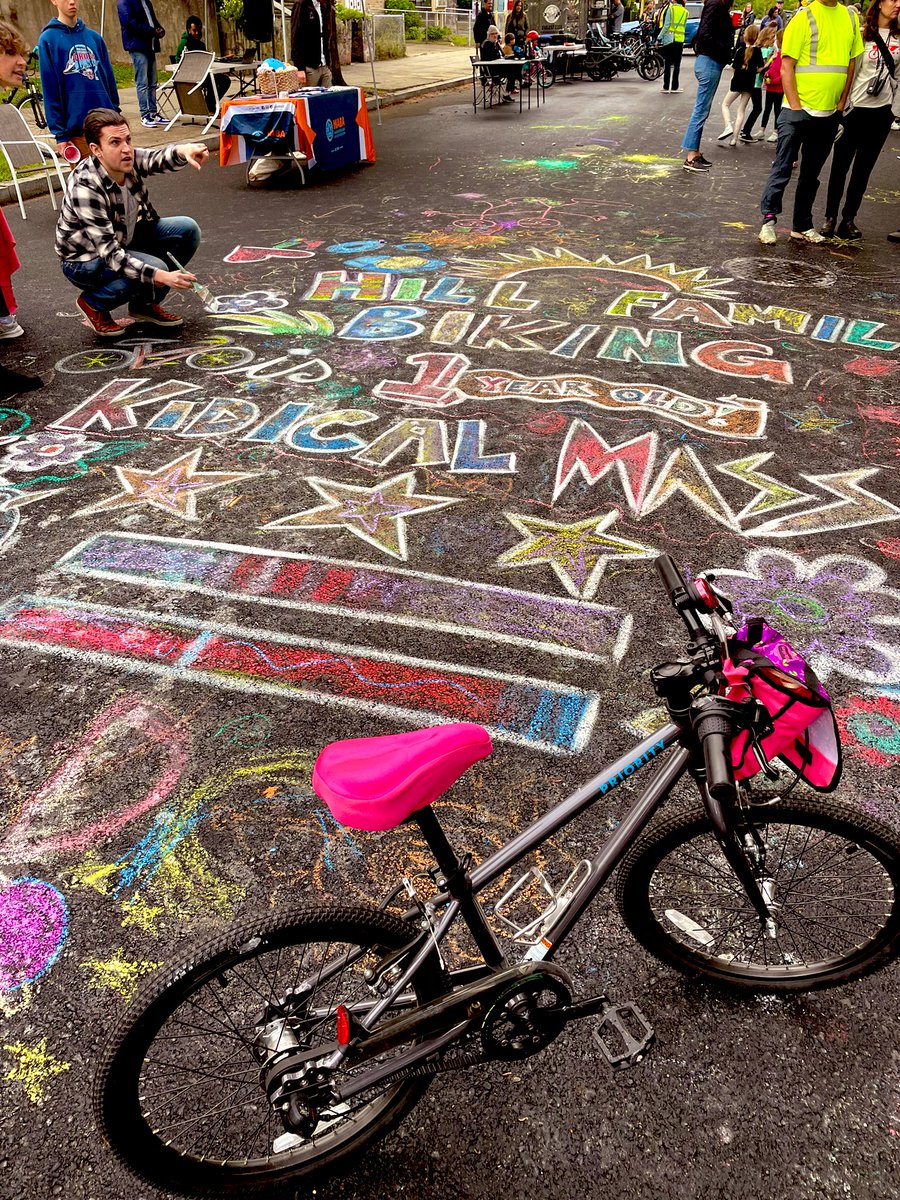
[0, 104, 67, 220]
[471, 56, 506, 112]
[163, 50, 219, 135]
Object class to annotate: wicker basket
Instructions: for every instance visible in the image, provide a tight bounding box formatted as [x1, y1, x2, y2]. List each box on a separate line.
[275, 66, 302, 94]
[256, 66, 277, 96]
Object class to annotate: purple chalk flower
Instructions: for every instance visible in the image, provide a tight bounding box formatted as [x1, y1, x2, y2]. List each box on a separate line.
[1, 431, 102, 472]
[714, 549, 900, 686]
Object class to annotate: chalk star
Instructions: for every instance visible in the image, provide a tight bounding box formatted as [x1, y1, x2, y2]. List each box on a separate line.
[3, 1037, 71, 1105]
[496, 511, 656, 599]
[73, 449, 260, 521]
[261, 470, 462, 560]
[0, 486, 64, 509]
[80, 951, 161, 1002]
[783, 404, 851, 433]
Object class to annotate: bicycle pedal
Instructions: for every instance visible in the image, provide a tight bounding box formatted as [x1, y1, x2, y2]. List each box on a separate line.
[592, 1002, 654, 1069]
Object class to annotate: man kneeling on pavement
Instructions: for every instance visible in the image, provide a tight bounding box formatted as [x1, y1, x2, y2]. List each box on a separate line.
[55, 107, 208, 338]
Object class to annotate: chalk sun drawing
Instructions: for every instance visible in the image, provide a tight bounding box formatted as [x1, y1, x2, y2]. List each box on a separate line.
[449, 248, 734, 297]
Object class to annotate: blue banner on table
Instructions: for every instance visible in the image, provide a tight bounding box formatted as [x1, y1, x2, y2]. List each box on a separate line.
[305, 88, 367, 171]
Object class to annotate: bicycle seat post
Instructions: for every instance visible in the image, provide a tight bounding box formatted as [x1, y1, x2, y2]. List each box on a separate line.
[412, 807, 507, 970]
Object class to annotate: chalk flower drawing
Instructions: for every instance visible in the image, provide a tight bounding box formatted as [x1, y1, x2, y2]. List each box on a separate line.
[715, 550, 900, 686]
[835, 696, 900, 767]
[1, 431, 103, 472]
[211, 291, 288, 314]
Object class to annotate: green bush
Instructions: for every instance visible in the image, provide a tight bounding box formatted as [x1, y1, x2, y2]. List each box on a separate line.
[335, 5, 366, 21]
[426, 24, 452, 41]
[385, 0, 423, 36]
[218, 0, 244, 21]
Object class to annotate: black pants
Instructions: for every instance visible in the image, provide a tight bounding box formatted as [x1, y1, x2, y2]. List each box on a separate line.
[741, 87, 762, 136]
[824, 103, 894, 222]
[662, 41, 683, 90]
[760, 108, 840, 231]
[760, 90, 782, 131]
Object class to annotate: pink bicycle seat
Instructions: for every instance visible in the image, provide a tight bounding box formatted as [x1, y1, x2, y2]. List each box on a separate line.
[312, 724, 493, 832]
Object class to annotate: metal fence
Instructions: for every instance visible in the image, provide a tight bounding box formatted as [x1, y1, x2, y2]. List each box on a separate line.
[413, 8, 475, 46]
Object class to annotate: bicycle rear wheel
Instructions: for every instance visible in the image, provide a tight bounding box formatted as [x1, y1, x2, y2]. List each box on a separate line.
[616, 797, 900, 991]
[637, 50, 664, 81]
[94, 904, 447, 1197]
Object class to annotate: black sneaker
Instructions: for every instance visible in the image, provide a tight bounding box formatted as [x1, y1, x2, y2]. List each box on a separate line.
[683, 155, 710, 172]
[739, 132, 754, 143]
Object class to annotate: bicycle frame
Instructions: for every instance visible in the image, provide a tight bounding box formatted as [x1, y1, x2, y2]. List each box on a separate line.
[267, 725, 696, 1108]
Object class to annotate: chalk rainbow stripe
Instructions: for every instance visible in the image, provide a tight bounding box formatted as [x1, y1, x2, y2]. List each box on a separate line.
[55, 532, 631, 663]
[0, 597, 599, 755]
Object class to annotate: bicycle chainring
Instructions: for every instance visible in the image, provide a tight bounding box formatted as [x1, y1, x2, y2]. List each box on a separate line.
[480, 974, 572, 1061]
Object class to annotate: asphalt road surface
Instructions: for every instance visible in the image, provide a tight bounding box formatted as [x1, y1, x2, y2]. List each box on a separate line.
[1, 74, 899, 1200]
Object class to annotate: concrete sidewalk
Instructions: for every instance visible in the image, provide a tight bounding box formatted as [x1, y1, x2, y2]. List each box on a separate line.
[3, 41, 472, 209]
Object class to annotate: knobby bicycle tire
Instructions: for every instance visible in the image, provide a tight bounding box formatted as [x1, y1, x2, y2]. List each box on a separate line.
[94, 904, 447, 1197]
[616, 797, 900, 991]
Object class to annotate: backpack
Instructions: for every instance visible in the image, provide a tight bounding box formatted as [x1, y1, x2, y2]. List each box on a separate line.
[723, 619, 842, 791]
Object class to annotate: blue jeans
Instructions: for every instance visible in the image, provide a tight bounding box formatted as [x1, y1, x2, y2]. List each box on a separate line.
[130, 51, 158, 118]
[680, 55, 724, 154]
[61, 217, 201, 312]
[760, 109, 841, 230]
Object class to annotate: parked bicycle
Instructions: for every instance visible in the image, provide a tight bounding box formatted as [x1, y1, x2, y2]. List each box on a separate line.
[2, 49, 45, 130]
[587, 21, 664, 81]
[94, 555, 900, 1196]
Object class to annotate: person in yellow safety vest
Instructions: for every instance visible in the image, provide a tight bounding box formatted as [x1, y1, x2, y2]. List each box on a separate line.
[758, 0, 864, 244]
[660, 0, 689, 90]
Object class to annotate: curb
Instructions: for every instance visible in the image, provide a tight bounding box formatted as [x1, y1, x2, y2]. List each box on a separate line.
[1, 78, 469, 209]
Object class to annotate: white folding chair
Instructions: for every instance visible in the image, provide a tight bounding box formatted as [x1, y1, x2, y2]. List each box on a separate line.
[0, 103, 67, 220]
[163, 51, 220, 136]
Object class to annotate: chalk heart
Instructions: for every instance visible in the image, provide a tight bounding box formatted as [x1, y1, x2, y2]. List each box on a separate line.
[0, 694, 191, 864]
[0, 877, 69, 991]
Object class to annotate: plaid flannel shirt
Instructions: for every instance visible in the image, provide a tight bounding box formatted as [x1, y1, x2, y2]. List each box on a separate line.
[55, 144, 188, 284]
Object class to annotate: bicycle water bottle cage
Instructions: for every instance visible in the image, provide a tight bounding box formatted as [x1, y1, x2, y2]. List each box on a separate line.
[312, 724, 493, 831]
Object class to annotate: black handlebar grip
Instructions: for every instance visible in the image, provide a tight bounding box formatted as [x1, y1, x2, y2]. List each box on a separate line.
[655, 554, 687, 600]
[695, 713, 738, 804]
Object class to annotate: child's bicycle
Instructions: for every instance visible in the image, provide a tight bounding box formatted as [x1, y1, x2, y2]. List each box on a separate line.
[1, 49, 46, 129]
[93, 555, 900, 1197]
[521, 30, 553, 88]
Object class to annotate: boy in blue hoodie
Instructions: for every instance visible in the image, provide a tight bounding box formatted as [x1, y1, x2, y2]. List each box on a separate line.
[38, 0, 120, 161]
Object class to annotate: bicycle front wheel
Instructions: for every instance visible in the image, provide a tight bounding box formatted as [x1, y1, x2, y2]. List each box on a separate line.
[14, 90, 45, 129]
[94, 904, 447, 1197]
[616, 797, 900, 991]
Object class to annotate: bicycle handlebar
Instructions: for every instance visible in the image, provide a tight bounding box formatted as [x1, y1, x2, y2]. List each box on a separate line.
[692, 701, 739, 804]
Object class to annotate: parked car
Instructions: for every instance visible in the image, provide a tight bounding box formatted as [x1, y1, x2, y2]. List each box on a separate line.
[620, 2, 704, 51]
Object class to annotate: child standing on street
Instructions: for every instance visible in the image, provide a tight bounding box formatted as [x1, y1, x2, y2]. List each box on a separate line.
[759, 27, 784, 142]
[739, 22, 776, 140]
[718, 24, 764, 147]
[38, 0, 120, 163]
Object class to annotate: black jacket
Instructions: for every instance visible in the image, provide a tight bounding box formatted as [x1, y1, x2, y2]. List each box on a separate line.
[291, 0, 327, 69]
[473, 6, 495, 45]
[694, 0, 734, 65]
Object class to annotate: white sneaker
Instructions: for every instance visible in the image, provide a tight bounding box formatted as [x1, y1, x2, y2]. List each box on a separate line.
[0, 319, 24, 339]
[790, 228, 827, 244]
[759, 220, 777, 245]
[766, 131, 778, 142]
[670, 87, 681, 93]
[717, 126, 734, 141]
[755, 132, 765, 141]
[729, 136, 737, 146]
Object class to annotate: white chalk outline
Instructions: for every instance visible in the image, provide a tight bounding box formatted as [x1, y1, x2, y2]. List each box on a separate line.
[55, 531, 633, 663]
